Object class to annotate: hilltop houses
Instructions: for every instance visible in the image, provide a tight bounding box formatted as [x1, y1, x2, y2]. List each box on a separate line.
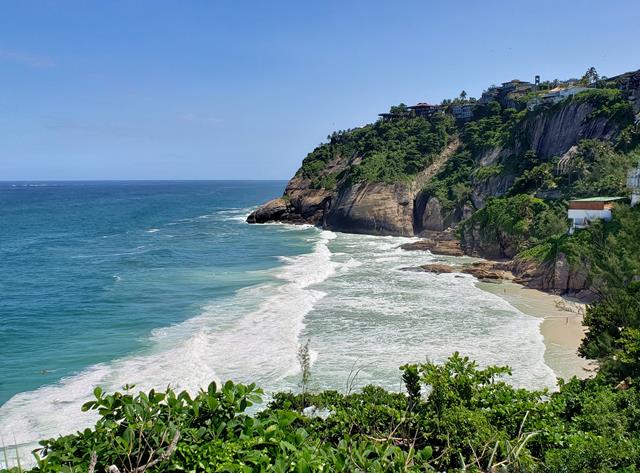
[478, 79, 536, 109]
[501, 79, 535, 94]
[526, 86, 589, 111]
[408, 103, 444, 118]
[378, 103, 444, 121]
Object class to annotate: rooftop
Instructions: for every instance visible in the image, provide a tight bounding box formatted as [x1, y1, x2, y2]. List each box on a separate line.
[408, 103, 438, 108]
[570, 197, 625, 202]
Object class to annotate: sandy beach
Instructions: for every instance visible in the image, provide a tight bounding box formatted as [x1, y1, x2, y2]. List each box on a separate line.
[477, 280, 595, 382]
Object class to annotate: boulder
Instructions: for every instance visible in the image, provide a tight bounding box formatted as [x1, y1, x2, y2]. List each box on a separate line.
[246, 198, 293, 223]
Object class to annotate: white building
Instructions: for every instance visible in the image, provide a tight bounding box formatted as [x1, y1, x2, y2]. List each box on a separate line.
[567, 197, 624, 234]
[541, 86, 589, 105]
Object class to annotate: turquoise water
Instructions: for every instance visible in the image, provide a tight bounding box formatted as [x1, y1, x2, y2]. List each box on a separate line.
[0, 181, 304, 402]
[0, 181, 556, 459]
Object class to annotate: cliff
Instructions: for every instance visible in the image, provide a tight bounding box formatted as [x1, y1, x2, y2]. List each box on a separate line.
[248, 112, 460, 236]
[248, 69, 640, 296]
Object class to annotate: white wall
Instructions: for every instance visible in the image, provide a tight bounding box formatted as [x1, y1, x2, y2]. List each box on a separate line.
[568, 208, 612, 223]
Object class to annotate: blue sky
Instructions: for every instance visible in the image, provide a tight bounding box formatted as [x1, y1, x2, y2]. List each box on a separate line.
[1, 1, 639, 180]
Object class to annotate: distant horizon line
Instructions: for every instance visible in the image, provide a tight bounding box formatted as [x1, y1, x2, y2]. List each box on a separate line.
[0, 178, 290, 182]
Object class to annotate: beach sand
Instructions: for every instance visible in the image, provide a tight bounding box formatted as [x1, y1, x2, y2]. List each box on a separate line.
[477, 280, 595, 382]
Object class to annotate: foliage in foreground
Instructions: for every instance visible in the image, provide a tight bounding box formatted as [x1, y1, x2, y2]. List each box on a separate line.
[5, 352, 640, 473]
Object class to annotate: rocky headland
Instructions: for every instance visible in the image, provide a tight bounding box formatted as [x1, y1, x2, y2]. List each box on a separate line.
[248, 68, 640, 300]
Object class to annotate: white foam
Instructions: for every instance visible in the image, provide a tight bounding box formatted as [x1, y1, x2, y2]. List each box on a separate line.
[216, 207, 256, 222]
[0, 229, 557, 467]
[0, 229, 338, 464]
[300, 232, 556, 393]
[146, 228, 160, 233]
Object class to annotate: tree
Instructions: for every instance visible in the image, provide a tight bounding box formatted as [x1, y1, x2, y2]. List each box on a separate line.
[459, 90, 468, 101]
[581, 66, 600, 85]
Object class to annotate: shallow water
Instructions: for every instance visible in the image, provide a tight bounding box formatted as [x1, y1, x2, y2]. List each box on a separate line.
[0, 181, 555, 457]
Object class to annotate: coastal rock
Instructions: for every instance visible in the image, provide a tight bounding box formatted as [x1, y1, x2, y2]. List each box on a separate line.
[415, 196, 445, 231]
[247, 179, 417, 236]
[325, 182, 415, 236]
[463, 261, 512, 280]
[402, 260, 512, 281]
[404, 263, 455, 274]
[511, 252, 596, 300]
[246, 198, 295, 223]
[248, 137, 462, 237]
[283, 174, 333, 224]
[399, 231, 464, 256]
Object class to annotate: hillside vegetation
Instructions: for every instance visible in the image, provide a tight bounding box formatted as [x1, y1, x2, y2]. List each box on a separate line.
[301, 110, 455, 187]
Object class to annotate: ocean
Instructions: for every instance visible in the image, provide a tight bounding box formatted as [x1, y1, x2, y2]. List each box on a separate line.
[0, 180, 555, 454]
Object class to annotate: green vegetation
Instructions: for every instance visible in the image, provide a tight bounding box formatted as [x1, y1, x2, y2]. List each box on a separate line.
[462, 102, 525, 155]
[563, 140, 639, 198]
[300, 110, 455, 186]
[572, 89, 635, 125]
[8, 351, 640, 473]
[474, 164, 504, 181]
[421, 150, 475, 213]
[459, 194, 567, 256]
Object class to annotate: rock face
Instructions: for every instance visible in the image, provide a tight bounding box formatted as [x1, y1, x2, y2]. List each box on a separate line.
[459, 220, 517, 260]
[325, 182, 414, 236]
[414, 195, 445, 232]
[518, 102, 618, 159]
[470, 174, 515, 210]
[511, 253, 596, 301]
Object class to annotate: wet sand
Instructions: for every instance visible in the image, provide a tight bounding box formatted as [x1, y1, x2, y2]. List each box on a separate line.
[477, 280, 595, 381]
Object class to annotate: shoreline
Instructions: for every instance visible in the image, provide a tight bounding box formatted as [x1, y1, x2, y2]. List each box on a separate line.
[477, 280, 594, 381]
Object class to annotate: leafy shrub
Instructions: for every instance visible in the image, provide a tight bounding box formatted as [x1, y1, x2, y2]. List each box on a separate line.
[9, 351, 640, 473]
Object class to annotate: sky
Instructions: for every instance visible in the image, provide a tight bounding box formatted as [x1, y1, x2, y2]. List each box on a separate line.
[1, 1, 639, 180]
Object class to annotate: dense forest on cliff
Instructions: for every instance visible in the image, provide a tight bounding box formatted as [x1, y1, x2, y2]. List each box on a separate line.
[300, 110, 455, 187]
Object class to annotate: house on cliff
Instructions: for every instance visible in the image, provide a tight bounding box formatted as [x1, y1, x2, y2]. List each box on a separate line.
[378, 103, 443, 121]
[478, 79, 536, 109]
[567, 197, 624, 234]
[408, 103, 444, 118]
[541, 86, 589, 104]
